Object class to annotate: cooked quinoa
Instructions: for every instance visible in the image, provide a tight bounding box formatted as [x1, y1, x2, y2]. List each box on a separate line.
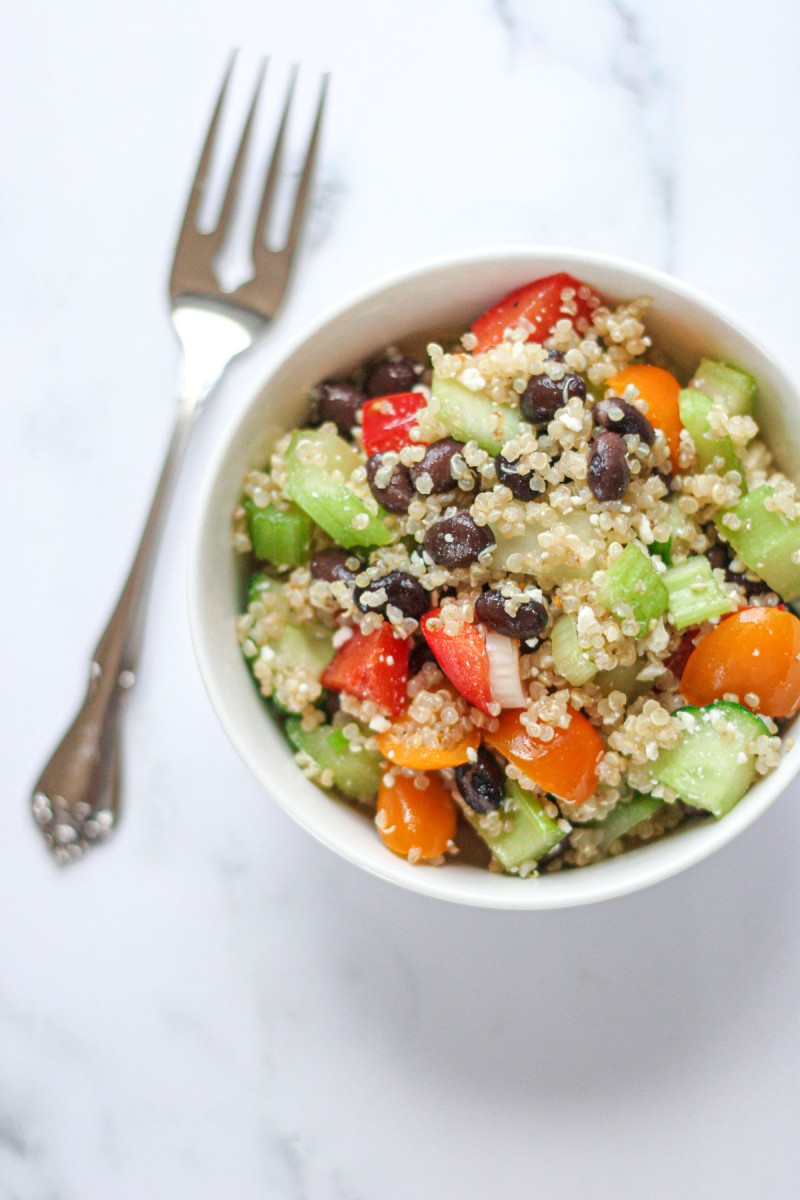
[232, 272, 800, 877]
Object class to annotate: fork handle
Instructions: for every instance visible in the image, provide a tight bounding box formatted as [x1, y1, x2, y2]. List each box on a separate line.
[31, 394, 198, 860]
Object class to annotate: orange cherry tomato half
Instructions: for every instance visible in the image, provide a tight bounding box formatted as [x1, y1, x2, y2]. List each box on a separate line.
[376, 771, 457, 859]
[483, 707, 603, 806]
[376, 726, 480, 770]
[606, 364, 683, 472]
[680, 606, 800, 717]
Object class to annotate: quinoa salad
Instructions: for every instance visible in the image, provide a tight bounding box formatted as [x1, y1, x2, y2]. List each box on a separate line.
[232, 271, 800, 877]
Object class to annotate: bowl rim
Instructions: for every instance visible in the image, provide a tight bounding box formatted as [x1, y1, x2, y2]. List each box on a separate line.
[188, 244, 800, 909]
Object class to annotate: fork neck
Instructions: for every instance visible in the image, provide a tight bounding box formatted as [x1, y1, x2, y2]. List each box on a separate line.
[172, 299, 262, 407]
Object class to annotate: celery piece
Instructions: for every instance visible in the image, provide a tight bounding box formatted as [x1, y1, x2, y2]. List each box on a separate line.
[586, 794, 664, 853]
[678, 389, 741, 476]
[597, 545, 668, 635]
[285, 429, 391, 549]
[716, 484, 800, 600]
[689, 359, 756, 417]
[551, 614, 597, 686]
[245, 498, 312, 567]
[663, 556, 735, 629]
[651, 498, 692, 566]
[652, 702, 767, 817]
[431, 375, 522, 455]
[286, 718, 383, 800]
[464, 780, 565, 872]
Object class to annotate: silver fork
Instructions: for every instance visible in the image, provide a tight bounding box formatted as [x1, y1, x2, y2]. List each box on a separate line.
[30, 53, 329, 862]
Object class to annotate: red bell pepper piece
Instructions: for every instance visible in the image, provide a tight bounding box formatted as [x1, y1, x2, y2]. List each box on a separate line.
[421, 608, 493, 714]
[361, 392, 426, 456]
[470, 273, 603, 353]
[321, 623, 410, 717]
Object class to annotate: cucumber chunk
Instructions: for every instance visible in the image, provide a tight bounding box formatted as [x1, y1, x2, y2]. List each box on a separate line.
[716, 484, 800, 600]
[492, 509, 599, 581]
[245, 497, 312, 566]
[663, 556, 735, 629]
[651, 498, 693, 567]
[286, 718, 383, 800]
[464, 779, 565, 872]
[431, 375, 522, 454]
[246, 570, 288, 611]
[652, 701, 768, 817]
[689, 359, 756, 417]
[551, 614, 597, 686]
[586, 793, 664, 853]
[271, 624, 335, 679]
[285, 428, 392, 549]
[594, 658, 649, 702]
[597, 545, 668, 635]
[678, 389, 742, 476]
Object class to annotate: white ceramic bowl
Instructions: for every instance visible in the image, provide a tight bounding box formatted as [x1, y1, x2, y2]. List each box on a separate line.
[189, 247, 800, 909]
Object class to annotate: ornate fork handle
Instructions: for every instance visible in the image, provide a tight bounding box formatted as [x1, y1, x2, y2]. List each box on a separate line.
[31, 394, 197, 860]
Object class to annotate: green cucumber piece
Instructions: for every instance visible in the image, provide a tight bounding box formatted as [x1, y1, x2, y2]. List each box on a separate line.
[716, 484, 800, 600]
[550, 614, 597, 686]
[663, 556, 735, 629]
[652, 701, 768, 817]
[689, 359, 756, 417]
[491, 509, 599, 581]
[465, 780, 565, 872]
[431, 375, 522, 454]
[678, 389, 741, 475]
[272, 624, 335, 678]
[286, 718, 383, 800]
[285, 429, 391, 549]
[246, 570, 287, 610]
[651, 498, 692, 566]
[586, 794, 664, 853]
[594, 658, 649, 702]
[244, 498, 312, 566]
[597, 545, 668, 635]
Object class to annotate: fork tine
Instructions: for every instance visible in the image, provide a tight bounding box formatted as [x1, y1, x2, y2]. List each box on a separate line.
[251, 64, 298, 255]
[177, 50, 238, 239]
[281, 73, 330, 263]
[210, 57, 268, 248]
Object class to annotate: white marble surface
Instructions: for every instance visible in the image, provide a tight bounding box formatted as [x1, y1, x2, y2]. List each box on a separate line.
[3, 0, 800, 1196]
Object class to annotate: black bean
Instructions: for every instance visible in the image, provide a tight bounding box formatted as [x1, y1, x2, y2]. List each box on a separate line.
[364, 356, 419, 398]
[494, 453, 543, 500]
[705, 543, 729, 573]
[310, 548, 359, 584]
[455, 746, 506, 814]
[593, 396, 655, 446]
[356, 570, 429, 620]
[422, 512, 495, 567]
[539, 836, 569, 866]
[317, 381, 366, 439]
[319, 689, 341, 723]
[705, 539, 765, 597]
[474, 589, 548, 640]
[366, 454, 414, 513]
[408, 637, 436, 676]
[588, 432, 630, 502]
[520, 371, 586, 425]
[410, 438, 470, 493]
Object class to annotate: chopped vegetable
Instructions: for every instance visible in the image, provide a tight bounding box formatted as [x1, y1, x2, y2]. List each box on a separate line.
[678, 389, 741, 475]
[716, 484, 800, 600]
[375, 770, 457, 859]
[431, 376, 522, 455]
[484, 708, 603, 805]
[361, 392, 427, 456]
[421, 608, 493, 714]
[606, 365, 683, 471]
[689, 358, 756, 417]
[550, 614, 597, 686]
[321, 623, 410, 717]
[286, 719, 383, 799]
[484, 631, 526, 708]
[663, 556, 735, 629]
[285, 427, 392, 549]
[470, 272, 602, 353]
[376, 717, 480, 769]
[244, 498, 312, 567]
[652, 701, 768, 817]
[680, 606, 800, 717]
[585, 794, 664, 853]
[463, 779, 566, 871]
[597, 544, 669, 635]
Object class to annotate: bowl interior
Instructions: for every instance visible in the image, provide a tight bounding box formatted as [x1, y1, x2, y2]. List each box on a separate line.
[190, 249, 800, 908]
